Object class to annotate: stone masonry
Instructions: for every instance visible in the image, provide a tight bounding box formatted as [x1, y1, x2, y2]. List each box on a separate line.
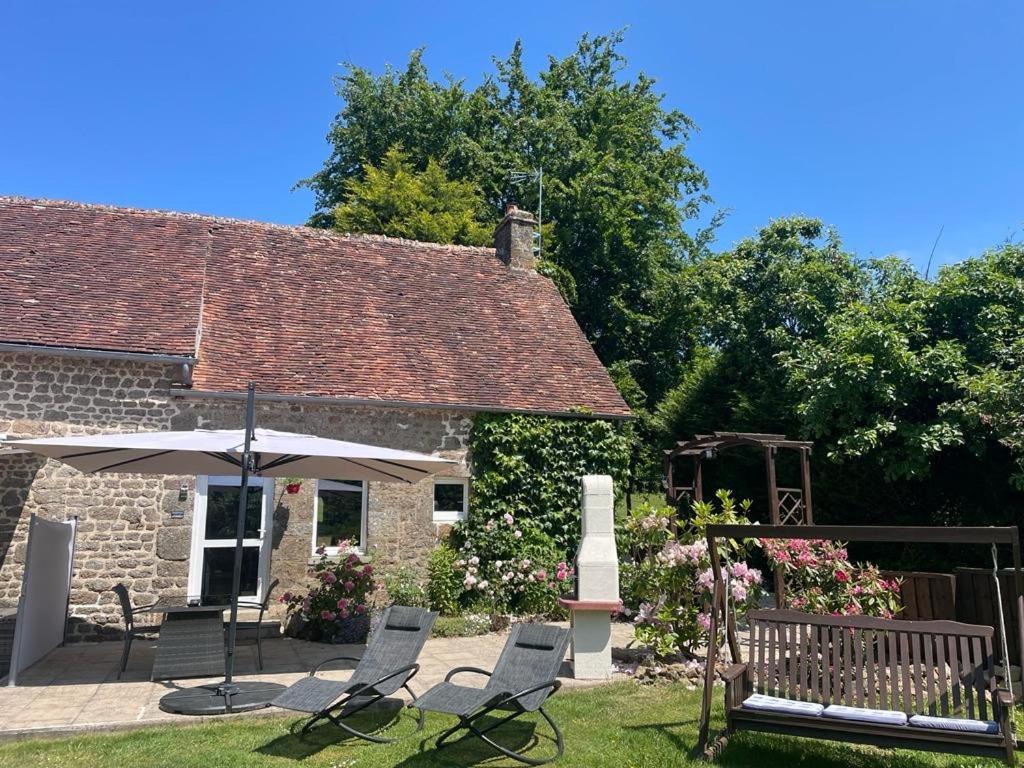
[0, 351, 470, 640]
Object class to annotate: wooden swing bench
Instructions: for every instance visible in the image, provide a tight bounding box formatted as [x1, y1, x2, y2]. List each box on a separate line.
[720, 609, 1017, 765]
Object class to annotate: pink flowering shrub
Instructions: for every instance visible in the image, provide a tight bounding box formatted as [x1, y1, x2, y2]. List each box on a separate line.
[281, 541, 378, 642]
[761, 538, 901, 618]
[620, 493, 762, 659]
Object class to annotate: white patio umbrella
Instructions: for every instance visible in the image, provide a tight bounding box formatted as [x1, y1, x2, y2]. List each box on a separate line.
[7, 427, 451, 483]
[2, 384, 454, 714]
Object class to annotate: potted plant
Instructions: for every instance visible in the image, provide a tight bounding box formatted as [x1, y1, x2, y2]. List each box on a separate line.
[281, 542, 376, 644]
[283, 476, 303, 495]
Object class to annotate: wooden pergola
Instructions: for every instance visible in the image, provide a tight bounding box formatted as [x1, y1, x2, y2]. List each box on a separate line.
[664, 432, 815, 526]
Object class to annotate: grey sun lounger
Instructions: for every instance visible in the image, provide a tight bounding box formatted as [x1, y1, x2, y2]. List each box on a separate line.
[272, 605, 437, 742]
[413, 623, 572, 765]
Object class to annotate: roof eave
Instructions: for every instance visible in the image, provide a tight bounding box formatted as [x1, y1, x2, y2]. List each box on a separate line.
[0, 341, 198, 365]
[171, 387, 633, 421]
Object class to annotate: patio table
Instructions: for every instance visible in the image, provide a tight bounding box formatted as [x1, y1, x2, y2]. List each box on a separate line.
[149, 599, 230, 681]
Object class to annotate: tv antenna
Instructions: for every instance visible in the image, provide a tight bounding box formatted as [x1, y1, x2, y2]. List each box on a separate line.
[924, 224, 944, 280]
[508, 167, 543, 258]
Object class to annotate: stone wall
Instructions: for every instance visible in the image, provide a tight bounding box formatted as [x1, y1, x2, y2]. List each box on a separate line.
[0, 351, 471, 640]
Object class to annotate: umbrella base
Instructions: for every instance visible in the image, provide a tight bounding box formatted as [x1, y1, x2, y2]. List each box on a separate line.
[159, 681, 286, 715]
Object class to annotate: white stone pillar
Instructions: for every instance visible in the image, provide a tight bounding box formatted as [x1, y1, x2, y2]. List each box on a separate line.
[564, 474, 619, 680]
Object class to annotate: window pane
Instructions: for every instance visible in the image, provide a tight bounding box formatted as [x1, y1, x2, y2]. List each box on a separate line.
[434, 482, 465, 512]
[206, 484, 263, 539]
[201, 546, 259, 601]
[317, 485, 362, 549]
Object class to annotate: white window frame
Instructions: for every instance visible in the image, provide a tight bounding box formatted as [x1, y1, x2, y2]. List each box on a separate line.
[188, 474, 275, 603]
[432, 477, 469, 523]
[311, 479, 368, 556]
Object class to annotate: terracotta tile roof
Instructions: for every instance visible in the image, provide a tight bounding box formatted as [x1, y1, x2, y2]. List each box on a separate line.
[0, 197, 207, 355]
[0, 197, 631, 418]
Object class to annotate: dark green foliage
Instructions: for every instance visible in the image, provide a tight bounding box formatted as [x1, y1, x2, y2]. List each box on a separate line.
[655, 222, 1024, 566]
[426, 542, 463, 616]
[465, 412, 630, 558]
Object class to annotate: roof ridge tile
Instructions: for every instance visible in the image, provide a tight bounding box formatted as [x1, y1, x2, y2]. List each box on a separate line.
[0, 195, 498, 256]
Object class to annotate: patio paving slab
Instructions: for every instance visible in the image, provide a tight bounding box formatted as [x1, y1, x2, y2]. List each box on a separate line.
[0, 621, 637, 738]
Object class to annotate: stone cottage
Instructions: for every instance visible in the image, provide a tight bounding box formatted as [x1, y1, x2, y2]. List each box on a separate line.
[0, 196, 630, 639]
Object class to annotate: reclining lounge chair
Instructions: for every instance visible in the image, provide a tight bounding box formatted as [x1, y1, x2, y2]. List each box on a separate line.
[272, 605, 437, 742]
[414, 623, 571, 765]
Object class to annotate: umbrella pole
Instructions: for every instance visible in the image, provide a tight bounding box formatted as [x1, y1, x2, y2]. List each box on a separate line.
[224, 383, 256, 694]
[160, 384, 285, 716]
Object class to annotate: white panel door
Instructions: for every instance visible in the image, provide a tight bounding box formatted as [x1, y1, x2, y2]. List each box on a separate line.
[188, 475, 273, 602]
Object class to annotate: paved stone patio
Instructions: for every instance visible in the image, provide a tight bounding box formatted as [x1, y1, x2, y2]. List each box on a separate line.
[0, 623, 636, 738]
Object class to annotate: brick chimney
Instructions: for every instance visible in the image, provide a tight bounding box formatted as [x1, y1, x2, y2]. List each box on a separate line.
[494, 203, 537, 270]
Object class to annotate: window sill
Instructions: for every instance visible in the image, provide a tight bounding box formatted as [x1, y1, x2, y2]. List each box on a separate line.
[308, 551, 369, 566]
[432, 513, 467, 524]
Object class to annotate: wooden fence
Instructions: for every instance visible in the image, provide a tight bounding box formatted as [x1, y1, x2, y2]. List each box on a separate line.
[883, 568, 1021, 667]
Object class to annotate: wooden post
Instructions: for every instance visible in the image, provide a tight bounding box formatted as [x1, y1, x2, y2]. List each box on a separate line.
[800, 446, 814, 525]
[765, 446, 780, 524]
[1013, 534, 1024, 673]
[764, 446, 785, 606]
[697, 575, 724, 756]
[708, 530, 742, 664]
[693, 455, 704, 503]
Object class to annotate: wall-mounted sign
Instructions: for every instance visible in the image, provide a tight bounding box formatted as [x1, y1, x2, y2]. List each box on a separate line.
[178, 483, 189, 502]
[170, 510, 185, 520]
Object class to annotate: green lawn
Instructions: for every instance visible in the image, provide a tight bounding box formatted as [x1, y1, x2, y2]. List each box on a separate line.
[0, 682, 1006, 768]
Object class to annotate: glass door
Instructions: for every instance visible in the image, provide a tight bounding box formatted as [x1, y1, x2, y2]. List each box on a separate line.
[188, 475, 273, 603]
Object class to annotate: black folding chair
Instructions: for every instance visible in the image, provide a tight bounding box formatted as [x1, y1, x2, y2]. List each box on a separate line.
[272, 605, 437, 742]
[236, 578, 278, 670]
[111, 583, 159, 679]
[414, 623, 571, 765]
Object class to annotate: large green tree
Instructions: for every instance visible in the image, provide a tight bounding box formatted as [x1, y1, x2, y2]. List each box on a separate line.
[304, 31, 712, 405]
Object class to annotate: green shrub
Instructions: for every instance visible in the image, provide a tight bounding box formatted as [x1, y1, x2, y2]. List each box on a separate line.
[431, 614, 492, 638]
[437, 411, 626, 617]
[380, 565, 428, 608]
[427, 541, 463, 615]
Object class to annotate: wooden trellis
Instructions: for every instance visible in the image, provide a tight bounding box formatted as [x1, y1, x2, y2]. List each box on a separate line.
[663, 431, 814, 525]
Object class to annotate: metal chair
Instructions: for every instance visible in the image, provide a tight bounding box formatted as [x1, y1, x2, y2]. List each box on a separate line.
[414, 623, 572, 765]
[236, 578, 279, 670]
[272, 605, 437, 742]
[111, 583, 159, 679]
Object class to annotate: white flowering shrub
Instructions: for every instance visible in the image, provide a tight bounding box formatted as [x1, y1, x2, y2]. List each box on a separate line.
[447, 510, 573, 616]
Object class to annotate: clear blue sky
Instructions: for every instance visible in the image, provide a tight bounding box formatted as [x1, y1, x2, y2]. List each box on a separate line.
[2, 2, 1021, 272]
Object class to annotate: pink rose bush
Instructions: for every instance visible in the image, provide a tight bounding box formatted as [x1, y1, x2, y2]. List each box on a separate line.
[619, 495, 762, 659]
[761, 538, 901, 618]
[281, 540, 378, 641]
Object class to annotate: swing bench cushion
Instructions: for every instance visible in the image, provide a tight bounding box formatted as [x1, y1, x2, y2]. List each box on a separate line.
[909, 714, 1001, 734]
[742, 694, 824, 717]
[823, 704, 908, 726]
